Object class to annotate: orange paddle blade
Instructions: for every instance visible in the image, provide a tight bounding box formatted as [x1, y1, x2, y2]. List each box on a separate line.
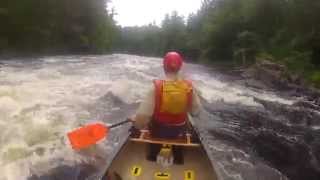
[67, 123, 108, 150]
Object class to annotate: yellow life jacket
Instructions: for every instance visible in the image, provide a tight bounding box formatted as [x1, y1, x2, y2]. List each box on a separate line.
[153, 79, 193, 125]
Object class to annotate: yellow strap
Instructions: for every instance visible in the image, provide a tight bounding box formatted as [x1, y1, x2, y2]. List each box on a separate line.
[131, 165, 142, 177]
[184, 170, 195, 180]
[154, 172, 171, 180]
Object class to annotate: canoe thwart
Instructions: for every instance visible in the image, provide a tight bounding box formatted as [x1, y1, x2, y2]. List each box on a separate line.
[130, 129, 201, 147]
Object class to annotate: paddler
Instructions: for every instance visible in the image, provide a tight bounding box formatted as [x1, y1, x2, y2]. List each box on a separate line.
[131, 51, 201, 164]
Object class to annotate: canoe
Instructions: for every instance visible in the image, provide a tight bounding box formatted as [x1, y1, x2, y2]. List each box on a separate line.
[102, 122, 218, 180]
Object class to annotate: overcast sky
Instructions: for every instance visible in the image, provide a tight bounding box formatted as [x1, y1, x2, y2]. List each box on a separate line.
[109, 0, 203, 27]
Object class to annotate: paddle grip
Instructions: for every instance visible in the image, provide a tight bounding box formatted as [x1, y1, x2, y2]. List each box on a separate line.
[109, 119, 132, 129]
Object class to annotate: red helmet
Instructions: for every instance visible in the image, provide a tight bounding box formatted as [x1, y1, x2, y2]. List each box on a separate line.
[163, 52, 183, 73]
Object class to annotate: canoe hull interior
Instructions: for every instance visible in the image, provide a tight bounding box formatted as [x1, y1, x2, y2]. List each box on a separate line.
[103, 134, 218, 180]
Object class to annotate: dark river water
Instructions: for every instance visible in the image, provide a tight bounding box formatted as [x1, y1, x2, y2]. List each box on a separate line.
[0, 54, 319, 180]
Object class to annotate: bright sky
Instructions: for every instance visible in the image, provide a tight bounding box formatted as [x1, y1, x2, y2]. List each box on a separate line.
[109, 0, 203, 27]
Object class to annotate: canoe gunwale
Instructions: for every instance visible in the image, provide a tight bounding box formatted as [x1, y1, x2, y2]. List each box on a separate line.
[91, 131, 131, 180]
[188, 115, 224, 180]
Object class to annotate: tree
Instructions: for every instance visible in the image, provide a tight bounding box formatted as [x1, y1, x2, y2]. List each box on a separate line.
[161, 11, 187, 55]
[233, 31, 260, 66]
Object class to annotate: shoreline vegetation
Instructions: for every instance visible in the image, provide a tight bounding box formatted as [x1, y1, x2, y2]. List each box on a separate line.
[0, 0, 319, 88]
[0, 0, 117, 56]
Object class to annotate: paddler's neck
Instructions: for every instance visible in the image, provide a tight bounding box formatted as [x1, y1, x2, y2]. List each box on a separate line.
[165, 72, 181, 81]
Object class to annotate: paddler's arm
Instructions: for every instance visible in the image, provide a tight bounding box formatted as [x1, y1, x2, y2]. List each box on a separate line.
[190, 87, 202, 117]
[131, 86, 155, 129]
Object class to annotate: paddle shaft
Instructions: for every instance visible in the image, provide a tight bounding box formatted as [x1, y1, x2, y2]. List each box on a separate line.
[109, 119, 132, 129]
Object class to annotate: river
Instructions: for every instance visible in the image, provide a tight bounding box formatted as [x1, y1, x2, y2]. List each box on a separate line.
[0, 54, 319, 180]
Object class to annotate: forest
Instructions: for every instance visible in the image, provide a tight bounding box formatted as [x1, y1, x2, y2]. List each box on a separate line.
[0, 0, 320, 86]
[0, 0, 116, 54]
[115, 0, 320, 87]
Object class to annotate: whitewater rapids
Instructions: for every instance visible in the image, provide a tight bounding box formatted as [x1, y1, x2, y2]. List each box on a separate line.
[1, 54, 313, 180]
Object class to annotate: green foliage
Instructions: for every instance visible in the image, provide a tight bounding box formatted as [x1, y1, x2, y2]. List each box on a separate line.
[310, 72, 320, 88]
[161, 11, 187, 54]
[115, 24, 162, 56]
[283, 51, 312, 74]
[0, 0, 116, 54]
[233, 31, 260, 66]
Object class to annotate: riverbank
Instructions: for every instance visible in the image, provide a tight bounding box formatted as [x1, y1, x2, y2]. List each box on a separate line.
[202, 57, 320, 102]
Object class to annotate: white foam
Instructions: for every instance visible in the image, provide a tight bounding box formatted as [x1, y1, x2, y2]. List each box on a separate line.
[192, 73, 294, 106]
[109, 79, 150, 104]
